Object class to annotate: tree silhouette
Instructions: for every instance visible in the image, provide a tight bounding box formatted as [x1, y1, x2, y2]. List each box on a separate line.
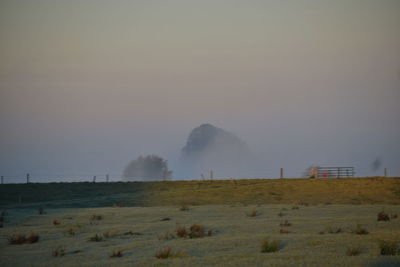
[123, 155, 172, 181]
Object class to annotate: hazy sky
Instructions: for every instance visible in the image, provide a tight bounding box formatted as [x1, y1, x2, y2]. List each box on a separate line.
[1, 0, 399, 181]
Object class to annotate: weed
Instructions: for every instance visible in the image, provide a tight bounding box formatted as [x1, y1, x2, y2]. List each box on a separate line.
[189, 224, 205, 238]
[279, 220, 292, 227]
[377, 211, 390, 221]
[260, 238, 281, 253]
[346, 246, 362, 256]
[52, 246, 65, 257]
[88, 234, 103, 242]
[379, 241, 399, 255]
[176, 226, 188, 238]
[352, 224, 369, 235]
[110, 250, 123, 258]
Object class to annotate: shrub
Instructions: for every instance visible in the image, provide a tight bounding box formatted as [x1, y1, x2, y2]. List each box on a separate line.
[292, 206, 299, 210]
[207, 229, 213, 237]
[189, 224, 205, 238]
[53, 220, 61, 226]
[377, 211, 390, 221]
[176, 226, 188, 238]
[352, 224, 369, 235]
[110, 250, 123, 258]
[52, 247, 65, 257]
[103, 231, 118, 238]
[379, 241, 399, 255]
[88, 234, 103, 242]
[346, 246, 362, 256]
[277, 212, 285, 217]
[8, 233, 39, 245]
[161, 217, 171, 221]
[261, 239, 281, 253]
[279, 220, 292, 227]
[391, 214, 398, 219]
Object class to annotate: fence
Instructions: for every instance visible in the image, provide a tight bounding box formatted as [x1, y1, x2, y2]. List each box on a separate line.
[0, 167, 399, 184]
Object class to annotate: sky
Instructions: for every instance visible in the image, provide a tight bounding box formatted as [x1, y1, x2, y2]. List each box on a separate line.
[0, 0, 399, 182]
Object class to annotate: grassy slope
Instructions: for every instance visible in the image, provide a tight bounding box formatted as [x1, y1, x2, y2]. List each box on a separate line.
[1, 205, 400, 266]
[1, 178, 400, 208]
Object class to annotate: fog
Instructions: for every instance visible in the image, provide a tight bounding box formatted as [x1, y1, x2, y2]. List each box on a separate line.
[1, 0, 399, 182]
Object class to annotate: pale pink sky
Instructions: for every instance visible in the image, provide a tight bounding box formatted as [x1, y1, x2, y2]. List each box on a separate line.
[1, 0, 399, 180]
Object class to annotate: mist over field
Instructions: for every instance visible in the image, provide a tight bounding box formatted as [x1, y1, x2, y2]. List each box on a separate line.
[1, 0, 400, 181]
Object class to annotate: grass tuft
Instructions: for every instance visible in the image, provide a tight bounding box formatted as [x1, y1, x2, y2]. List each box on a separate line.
[377, 211, 390, 221]
[352, 224, 369, 235]
[260, 238, 281, 253]
[8, 233, 39, 245]
[52, 246, 65, 257]
[346, 246, 362, 256]
[110, 250, 123, 258]
[246, 209, 260, 217]
[88, 234, 103, 242]
[155, 247, 184, 259]
[176, 226, 188, 238]
[379, 240, 399, 255]
[189, 224, 205, 238]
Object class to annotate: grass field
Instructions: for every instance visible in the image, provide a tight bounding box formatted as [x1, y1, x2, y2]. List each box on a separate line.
[1, 178, 400, 266]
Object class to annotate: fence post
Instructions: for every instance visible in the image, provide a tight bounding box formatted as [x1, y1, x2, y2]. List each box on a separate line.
[210, 170, 213, 180]
[384, 168, 387, 177]
[280, 168, 284, 178]
[93, 176, 96, 183]
[1, 176, 3, 184]
[26, 173, 30, 184]
[106, 174, 109, 183]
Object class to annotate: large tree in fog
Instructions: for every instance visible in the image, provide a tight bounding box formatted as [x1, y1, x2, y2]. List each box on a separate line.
[123, 155, 172, 181]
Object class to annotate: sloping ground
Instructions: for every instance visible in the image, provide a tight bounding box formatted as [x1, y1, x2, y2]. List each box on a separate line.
[145, 178, 400, 206]
[0, 178, 399, 209]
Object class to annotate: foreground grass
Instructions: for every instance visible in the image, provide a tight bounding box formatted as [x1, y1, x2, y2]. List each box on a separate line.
[0, 204, 400, 266]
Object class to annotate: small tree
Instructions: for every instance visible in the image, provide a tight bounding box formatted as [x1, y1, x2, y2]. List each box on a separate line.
[123, 155, 172, 181]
